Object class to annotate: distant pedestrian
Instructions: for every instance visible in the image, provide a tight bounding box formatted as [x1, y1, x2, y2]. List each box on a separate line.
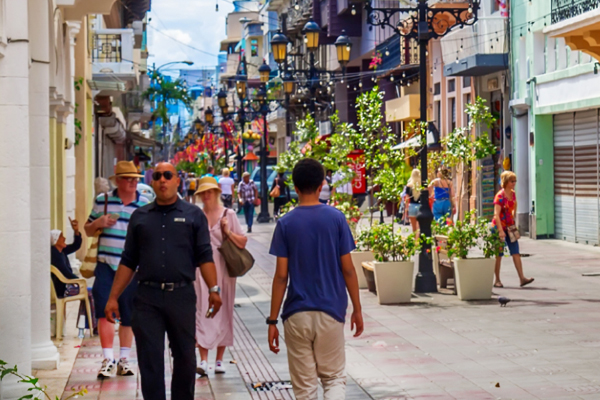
[193, 177, 248, 376]
[238, 172, 258, 233]
[50, 218, 81, 298]
[268, 158, 364, 399]
[271, 172, 291, 217]
[492, 171, 534, 288]
[319, 170, 333, 204]
[144, 164, 154, 185]
[84, 161, 148, 378]
[428, 166, 454, 224]
[203, 166, 218, 182]
[219, 169, 235, 208]
[404, 168, 421, 233]
[186, 173, 198, 203]
[332, 168, 353, 197]
[104, 162, 222, 400]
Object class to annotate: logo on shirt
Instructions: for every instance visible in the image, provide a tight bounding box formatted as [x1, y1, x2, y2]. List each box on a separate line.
[174, 218, 186, 222]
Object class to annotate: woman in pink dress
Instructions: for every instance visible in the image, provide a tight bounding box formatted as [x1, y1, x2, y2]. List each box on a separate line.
[194, 177, 248, 376]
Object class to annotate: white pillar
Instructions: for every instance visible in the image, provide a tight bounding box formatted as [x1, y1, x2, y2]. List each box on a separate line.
[29, 0, 59, 370]
[515, 113, 530, 231]
[0, 0, 33, 398]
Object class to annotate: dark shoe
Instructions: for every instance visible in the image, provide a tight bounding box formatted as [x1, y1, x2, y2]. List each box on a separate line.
[247, 227, 252, 233]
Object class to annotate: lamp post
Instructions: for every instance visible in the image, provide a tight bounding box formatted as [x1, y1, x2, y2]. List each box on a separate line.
[362, 0, 480, 293]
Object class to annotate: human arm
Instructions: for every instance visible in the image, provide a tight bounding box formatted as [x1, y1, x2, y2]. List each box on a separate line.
[63, 231, 82, 255]
[340, 253, 364, 337]
[84, 196, 116, 236]
[268, 256, 289, 354]
[221, 211, 248, 249]
[105, 265, 136, 323]
[494, 203, 505, 240]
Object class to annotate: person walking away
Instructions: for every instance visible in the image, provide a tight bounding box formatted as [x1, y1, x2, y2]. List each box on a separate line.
[218, 169, 235, 208]
[186, 173, 197, 203]
[203, 166, 218, 182]
[238, 172, 258, 233]
[271, 172, 291, 217]
[428, 166, 454, 224]
[193, 177, 247, 375]
[268, 158, 364, 399]
[104, 162, 222, 400]
[492, 171, 534, 288]
[50, 218, 82, 298]
[319, 170, 333, 204]
[84, 161, 149, 378]
[404, 168, 421, 233]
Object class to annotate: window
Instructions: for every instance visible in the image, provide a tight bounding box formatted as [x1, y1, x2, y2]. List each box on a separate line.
[448, 79, 455, 92]
[463, 76, 471, 88]
[491, 0, 500, 12]
[434, 82, 441, 95]
[435, 100, 441, 129]
[464, 93, 472, 126]
[449, 97, 456, 132]
[251, 39, 258, 57]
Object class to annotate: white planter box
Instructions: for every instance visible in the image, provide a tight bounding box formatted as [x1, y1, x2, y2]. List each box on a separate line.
[350, 251, 373, 289]
[373, 261, 414, 304]
[453, 257, 495, 300]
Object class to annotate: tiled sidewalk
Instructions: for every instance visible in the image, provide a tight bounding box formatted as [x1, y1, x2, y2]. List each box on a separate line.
[61, 217, 600, 399]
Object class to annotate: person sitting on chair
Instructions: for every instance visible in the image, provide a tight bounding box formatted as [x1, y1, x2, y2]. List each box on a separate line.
[51, 218, 82, 298]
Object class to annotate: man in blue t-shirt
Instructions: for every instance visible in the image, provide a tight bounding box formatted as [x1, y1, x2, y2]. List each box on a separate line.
[268, 158, 364, 399]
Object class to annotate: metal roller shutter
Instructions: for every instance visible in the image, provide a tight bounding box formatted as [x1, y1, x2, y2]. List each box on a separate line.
[553, 110, 600, 245]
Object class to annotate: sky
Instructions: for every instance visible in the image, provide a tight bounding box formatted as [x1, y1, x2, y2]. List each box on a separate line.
[147, 0, 235, 77]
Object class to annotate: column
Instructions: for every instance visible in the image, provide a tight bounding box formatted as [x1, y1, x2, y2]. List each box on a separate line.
[0, 0, 33, 398]
[515, 113, 530, 231]
[29, 0, 59, 369]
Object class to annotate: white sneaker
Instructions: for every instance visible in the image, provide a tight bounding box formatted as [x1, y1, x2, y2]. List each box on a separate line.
[196, 360, 208, 376]
[97, 358, 116, 379]
[215, 360, 226, 374]
[116, 358, 135, 376]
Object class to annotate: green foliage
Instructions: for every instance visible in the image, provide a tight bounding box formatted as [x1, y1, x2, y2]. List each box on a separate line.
[479, 220, 505, 259]
[73, 78, 84, 146]
[175, 160, 207, 176]
[365, 224, 420, 262]
[0, 360, 87, 400]
[444, 210, 506, 259]
[330, 193, 363, 236]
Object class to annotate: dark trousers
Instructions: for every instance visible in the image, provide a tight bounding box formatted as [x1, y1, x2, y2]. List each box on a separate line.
[273, 197, 289, 216]
[131, 285, 197, 400]
[243, 201, 254, 229]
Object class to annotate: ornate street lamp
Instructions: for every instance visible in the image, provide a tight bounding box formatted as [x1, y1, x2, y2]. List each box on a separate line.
[205, 107, 214, 125]
[217, 88, 228, 109]
[236, 73, 247, 99]
[303, 19, 321, 51]
[362, 0, 480, 293]
[259, 61, 272, 83]
[271, 30, 289, 64]
[194, 117, 203, 132]
[283, 73, 295, 95]
[334, 30, 352, 68]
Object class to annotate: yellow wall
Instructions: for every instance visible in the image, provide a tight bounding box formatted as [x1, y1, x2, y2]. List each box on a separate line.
[50, 118, 67, 232]
[50, 117, 57, 229]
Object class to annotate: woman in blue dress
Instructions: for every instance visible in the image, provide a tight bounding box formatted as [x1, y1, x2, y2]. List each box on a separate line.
[428, 166, 454, 224]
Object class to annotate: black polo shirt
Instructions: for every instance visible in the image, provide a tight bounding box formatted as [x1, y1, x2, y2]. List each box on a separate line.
[120, 198, 214, 282]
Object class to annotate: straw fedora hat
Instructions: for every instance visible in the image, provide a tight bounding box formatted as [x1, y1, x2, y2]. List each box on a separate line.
[109, 161, 144, 182]
[194, 176, 221, 196]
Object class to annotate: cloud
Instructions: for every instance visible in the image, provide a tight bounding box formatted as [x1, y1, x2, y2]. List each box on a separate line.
[147, 0, 234, 74]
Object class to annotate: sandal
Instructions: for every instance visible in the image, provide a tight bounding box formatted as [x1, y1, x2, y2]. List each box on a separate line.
[494, 282, 504, 288]
[520, 278, 534, 287]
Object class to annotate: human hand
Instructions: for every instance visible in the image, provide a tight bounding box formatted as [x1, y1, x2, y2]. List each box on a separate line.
[207, 292, 222, 318]
[69, 217, 80, 234]
[268, 325, 280, 354]
[97, 214, 117, 229]
[105, 298, 120, 324]
[499, 229, 506, 240]
[220, 216, 230, 235]
[351, 309, 364, 337]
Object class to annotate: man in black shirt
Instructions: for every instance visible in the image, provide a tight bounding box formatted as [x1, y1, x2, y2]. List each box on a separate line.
[105, 162, 222, 400]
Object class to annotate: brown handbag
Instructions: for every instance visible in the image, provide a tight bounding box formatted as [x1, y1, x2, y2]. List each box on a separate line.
[218, 209, 255, 277]
[507, 225, 521, 243]
[80, 193, 108, 278]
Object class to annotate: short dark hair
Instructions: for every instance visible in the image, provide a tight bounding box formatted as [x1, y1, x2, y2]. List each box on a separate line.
[293, 158, 325, 194]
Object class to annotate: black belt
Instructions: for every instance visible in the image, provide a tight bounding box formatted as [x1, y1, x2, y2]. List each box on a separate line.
[139, 281, 190, 291]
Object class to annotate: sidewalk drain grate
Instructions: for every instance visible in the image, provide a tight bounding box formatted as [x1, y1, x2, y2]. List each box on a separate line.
[251, 381, 293, 391]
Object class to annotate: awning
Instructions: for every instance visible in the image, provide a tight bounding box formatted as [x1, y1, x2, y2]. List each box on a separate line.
[88, 80, 127, 94]
[128, 130, 162, 148]
[243, 152, 259, 161]
[220, 37, 240, 52]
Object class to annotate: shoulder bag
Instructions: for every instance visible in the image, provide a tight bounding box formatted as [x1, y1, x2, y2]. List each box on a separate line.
[270, 181, 281, 198]
[218, 209, 255, 277]
[501, 189, 521, 243]
[80, 193, 107, 279]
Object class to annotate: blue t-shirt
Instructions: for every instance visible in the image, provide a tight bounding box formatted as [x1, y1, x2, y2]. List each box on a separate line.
[269, 204, 356, 323]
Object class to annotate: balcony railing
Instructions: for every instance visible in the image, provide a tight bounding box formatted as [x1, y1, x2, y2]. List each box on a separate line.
[92, 29, 135, 78]
[440, 16, 507, 65]
[551, 0, 600, 25]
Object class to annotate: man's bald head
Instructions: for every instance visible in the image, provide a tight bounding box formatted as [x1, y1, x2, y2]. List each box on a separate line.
[152, 162, 180, 205]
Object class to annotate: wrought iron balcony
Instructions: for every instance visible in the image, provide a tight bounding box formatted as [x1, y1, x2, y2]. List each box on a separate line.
[92, 29, 135, 81]
[551, 0, 600, 25]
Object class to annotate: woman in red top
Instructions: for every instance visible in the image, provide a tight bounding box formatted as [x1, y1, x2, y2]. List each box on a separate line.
[492, 171, 534, 288]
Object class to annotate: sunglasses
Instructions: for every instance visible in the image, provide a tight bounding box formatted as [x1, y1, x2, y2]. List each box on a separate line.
[118, 177, 139, 183]
[152, 171, 175, 181]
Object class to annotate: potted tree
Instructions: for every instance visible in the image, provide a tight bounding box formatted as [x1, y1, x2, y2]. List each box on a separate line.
[365, 224, 420, 304]
[447, 211, 502, 300]
[353, 228, 374, 291]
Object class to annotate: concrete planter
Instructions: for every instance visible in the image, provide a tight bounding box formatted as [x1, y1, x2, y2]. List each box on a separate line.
[453, 257, 495, 300]
[373, 261, 414, 304]
[351, 251, 373, 289]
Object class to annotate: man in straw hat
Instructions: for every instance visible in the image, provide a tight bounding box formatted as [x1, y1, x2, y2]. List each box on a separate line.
[84, 160, 149, 379]
[105, 162, 222, 400]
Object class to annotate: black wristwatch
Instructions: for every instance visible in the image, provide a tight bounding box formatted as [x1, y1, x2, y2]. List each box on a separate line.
[266, 318, 278, 325]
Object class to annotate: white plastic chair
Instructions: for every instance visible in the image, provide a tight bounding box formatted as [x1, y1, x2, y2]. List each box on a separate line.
[50, 265, 94, 339]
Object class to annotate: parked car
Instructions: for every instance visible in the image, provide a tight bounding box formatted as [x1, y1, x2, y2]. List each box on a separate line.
[250, 165, 275, 195]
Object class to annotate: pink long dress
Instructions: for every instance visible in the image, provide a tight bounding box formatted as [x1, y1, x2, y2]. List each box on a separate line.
[194, 207, 244, 349]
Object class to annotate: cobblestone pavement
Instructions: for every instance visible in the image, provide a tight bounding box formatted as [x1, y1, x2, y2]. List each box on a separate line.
[62, 216, 600, 399]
